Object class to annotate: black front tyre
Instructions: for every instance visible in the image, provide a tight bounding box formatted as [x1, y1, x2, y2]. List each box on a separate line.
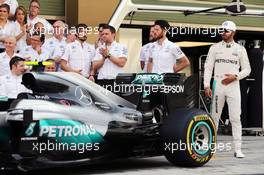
[160, 108, 216, 167]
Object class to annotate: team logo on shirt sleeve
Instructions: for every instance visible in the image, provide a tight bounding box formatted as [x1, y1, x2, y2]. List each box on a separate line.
[122, 47, 128, 55]
[175, 47, 183, 55]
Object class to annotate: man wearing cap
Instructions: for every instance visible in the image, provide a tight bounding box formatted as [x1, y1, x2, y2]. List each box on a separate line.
[147, 20, 190, 74]
[204, 21, 251, 158]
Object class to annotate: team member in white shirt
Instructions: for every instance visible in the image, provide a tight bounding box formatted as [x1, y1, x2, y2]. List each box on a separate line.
[52, 31, 76, 71]
[61, 23, 95, 78]
[204, 21, 251, 158]
[93, 24, 127, 80]
[20, 32, 51, 61]
[65, 30, 76, 43]
[43, 20, 67, 70]
[0, 36, 20, 76]
[0, 4, 20, 52]
[147, 20, 190, 74]
[140, 25, 155, 72]
[0, 0, 18, 18]
[27, 0, 53, 34]
[14, 5, 29, 53]
[53, 30, 76, 62]
[43, 20, 67, 55]
[0, 56, 31, 99]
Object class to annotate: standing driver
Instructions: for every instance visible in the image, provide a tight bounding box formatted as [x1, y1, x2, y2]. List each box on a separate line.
[204, 21, 251, 158]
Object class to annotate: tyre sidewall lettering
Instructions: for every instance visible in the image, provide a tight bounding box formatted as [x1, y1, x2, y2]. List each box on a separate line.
[186, 115, 216, 164]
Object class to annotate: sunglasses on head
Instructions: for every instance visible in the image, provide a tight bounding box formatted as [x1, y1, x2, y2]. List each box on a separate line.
[224, 28, 232, 33]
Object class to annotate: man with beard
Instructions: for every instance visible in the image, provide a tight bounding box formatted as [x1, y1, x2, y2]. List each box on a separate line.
[0, 56, 31, 99]
[61, 23, 95, 79]
[140, 25, 155, 72]
[147, 20, 190, 73]
[204, 21, 251, 158]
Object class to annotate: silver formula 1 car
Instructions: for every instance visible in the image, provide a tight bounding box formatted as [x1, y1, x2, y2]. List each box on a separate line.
[0, 72, 216, 171]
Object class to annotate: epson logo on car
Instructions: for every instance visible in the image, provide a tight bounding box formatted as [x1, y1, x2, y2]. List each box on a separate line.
[39, 124, 96, 137]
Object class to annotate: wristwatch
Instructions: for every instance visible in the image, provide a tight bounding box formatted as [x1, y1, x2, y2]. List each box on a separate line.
[235, 74, 238, 80]
[106, 53, 111, 58]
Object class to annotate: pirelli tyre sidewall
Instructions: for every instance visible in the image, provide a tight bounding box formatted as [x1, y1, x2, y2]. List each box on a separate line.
[160, 108, 216, 167]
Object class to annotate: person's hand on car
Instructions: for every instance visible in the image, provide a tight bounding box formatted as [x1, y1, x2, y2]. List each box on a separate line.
[205, 87, 212, 98]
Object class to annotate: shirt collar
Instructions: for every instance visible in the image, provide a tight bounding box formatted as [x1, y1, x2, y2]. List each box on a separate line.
[3, 51, 16, 58]
[222, 40, 235, 47]
[27, 15, 40, 22]
[2, 20, 11, 28]
[106, 41, 116, 48]
[156, 38, 169, 47]
[30, 45, 46, 53]
[8, 71, 21, 78]
[75, 40, 88, 47]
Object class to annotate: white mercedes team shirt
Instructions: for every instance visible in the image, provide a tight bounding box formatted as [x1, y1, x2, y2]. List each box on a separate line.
[94, 41, 128, 80]
[14, 21, 27, 53]
[0, 52, 20, 76]
[149, 38, 185, 74]
[62, 40, 95, 77]
[140, 42, 153, 73]
[0, 73, 31, 99]
[203, 41, 251, 88]
[20, 46, 51, 62]
[53, 41, 68, 59]
[43, 36, 67, 58]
